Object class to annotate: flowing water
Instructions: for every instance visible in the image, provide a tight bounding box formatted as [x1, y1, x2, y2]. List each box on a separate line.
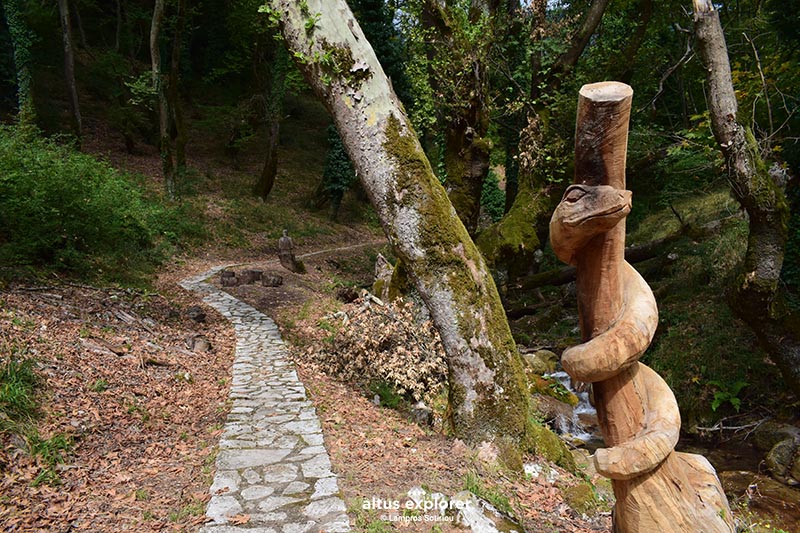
[542, 372, 800, 531]
[544, 371, 604, 451]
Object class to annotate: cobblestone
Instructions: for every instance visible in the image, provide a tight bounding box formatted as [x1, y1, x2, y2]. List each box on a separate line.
[181, 267, 351, 532]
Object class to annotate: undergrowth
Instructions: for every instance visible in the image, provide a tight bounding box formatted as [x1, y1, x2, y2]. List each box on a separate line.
[0, 126, 204, 286]
[0, 336, 72, 485]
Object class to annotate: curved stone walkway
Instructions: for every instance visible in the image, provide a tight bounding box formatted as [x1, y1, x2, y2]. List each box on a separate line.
[180, 267, 351, 533]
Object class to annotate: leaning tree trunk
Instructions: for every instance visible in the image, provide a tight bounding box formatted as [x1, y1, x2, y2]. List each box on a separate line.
[693, 0, 800, 396]
[269, 0, 530, 445]
[551, 82, 733, 533]
[58, 0, 82, 140]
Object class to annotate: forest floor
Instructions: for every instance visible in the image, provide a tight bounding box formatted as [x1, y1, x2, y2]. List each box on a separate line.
[0, 104, 613, 532]
[2, 94, 798, 532]
[0, 245, 612, 533]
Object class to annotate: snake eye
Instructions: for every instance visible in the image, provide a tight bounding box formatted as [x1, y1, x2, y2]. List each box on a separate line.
[563, 185, 586, 203]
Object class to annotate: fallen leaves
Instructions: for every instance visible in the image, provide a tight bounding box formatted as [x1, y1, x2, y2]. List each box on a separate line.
[0, 281, 236, 532]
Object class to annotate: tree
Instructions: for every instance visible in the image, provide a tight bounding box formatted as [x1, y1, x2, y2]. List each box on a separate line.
[693, 0, 800, 397]
[57, 0, 82, 140]
[2, 0, 35, 130]
[150, 0, 173, 196]
[477, 0, 613, 277]
[251, 41, 290, 200]
[150, 0, 188, 198]
[419, 1, 495, 236]
[266, 0, 530, 446]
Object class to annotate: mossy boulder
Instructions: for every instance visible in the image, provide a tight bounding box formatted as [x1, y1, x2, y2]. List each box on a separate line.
[525, 420, 576, 473]
[529, 374, 579, 407]
[766, 437, 800, 486]
[531, 393, 573, 425]
[751, 421, 800, 452]
[520, 348, 558, 375]
[562, 482, 601, 515]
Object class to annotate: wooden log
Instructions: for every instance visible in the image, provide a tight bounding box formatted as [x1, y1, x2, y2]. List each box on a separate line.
[550, 81, 733, 532]
[516, 232, 681, 291]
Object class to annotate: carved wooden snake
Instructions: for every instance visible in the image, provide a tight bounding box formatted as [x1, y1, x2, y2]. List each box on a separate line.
[549, 183, 734, 532]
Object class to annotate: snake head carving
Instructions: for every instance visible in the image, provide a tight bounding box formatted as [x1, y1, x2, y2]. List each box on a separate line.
[549, 184, 633, 265]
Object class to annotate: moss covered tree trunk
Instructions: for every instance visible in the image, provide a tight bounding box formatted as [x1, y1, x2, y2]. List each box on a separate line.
[254, 46, 289, 201]
[478, 0, 611, 274]
[168, 0, 187, 180]
[694, 0, 800, 397]
[3, 0, 36, 130]
[269, 0, 530, 445]
[422, 1, 493, 236]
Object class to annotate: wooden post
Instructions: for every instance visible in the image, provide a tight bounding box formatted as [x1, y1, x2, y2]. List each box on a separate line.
[550, 82, 734, 532]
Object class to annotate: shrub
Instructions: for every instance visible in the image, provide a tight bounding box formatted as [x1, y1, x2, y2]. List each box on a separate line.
[0, 126, 203, 284]
[302, 296, 447, 403]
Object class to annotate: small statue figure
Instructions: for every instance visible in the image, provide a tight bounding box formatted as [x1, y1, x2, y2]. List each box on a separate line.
[372, 253, 393, 301]
[278, 229, 305, 273]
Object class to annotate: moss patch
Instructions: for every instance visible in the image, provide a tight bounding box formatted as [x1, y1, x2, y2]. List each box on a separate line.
[562, 482, 600, 515]
[524, 418, 576, 473]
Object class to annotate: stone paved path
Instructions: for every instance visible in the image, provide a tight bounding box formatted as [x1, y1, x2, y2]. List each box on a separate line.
[181, 267, 351, 533]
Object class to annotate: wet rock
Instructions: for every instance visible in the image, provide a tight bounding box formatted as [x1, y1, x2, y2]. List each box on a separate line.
[766, 437, 800, 486]
[531, 393, 574, 424]
[751, 421, 800, 453]
[520, 348, 558, 375]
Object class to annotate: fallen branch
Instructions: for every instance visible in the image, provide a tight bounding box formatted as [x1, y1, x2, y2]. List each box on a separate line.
[516, 232, 682, 291]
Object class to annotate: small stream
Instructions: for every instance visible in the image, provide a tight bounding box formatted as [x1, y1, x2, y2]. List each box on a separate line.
[542, 372, 800, 530]
[544, 371, 604, 451]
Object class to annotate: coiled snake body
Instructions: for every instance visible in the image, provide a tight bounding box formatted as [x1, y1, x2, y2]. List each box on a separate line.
[550, 184, 734, 532]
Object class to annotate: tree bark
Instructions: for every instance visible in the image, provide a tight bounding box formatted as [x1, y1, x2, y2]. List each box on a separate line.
[3, 0, 36, 130]
[168, 0, 187, 179]
[254, 46, 289, 200]
[254, 120, 280, 199]
[269, 0, 530, 445]
[150, 0, 174, 197]
[58, 0, 82, 140]
[693, 0, 800, 396]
